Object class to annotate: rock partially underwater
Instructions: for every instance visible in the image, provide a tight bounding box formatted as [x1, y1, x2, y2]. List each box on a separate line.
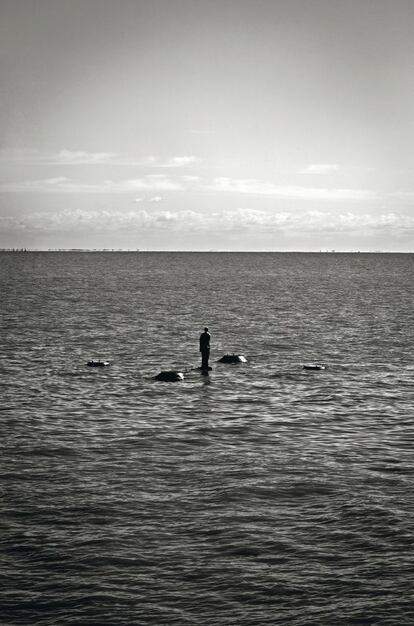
[218, 354, 247, 363]
[87, 360, 111, 367]
[154, 370, 185, 382]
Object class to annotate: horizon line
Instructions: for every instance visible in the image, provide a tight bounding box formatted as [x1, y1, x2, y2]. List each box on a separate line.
[0, 248, 412, 254]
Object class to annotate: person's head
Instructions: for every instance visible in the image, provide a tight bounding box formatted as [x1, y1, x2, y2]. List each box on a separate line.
[204, 327, 208, 332]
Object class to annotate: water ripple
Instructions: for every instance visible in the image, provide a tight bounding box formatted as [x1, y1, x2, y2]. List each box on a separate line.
[1, 252, 413, 625]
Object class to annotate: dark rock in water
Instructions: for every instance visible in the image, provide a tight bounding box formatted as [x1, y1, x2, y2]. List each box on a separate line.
[155, 370, 184, 382]
[218, 354, 247, 363]
[303, 363, 326, 371]
[87, 360, 110, 367]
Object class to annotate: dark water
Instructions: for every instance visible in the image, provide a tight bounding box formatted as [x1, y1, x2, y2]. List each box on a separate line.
[1, 252, 413, 626]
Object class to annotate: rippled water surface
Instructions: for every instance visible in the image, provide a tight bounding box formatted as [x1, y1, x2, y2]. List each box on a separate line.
[1, 252, 414, 625]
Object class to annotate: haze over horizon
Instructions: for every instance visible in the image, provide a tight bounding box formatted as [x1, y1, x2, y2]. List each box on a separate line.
[1, 0, 414, 251]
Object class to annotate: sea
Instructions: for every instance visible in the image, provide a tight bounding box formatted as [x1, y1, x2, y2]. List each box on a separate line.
[1, 251, 413, 626]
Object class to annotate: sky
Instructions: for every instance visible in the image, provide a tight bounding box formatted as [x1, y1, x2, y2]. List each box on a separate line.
[1, 0, 414, 250]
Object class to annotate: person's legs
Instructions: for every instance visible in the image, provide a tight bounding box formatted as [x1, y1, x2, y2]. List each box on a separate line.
[201, 348, 210, 369]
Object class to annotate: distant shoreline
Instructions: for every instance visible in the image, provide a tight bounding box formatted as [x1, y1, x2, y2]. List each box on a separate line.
[0, 249, 410, 254]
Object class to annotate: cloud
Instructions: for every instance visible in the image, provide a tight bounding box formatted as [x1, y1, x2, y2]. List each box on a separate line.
[0, 148, 201, 168]
[0, 176, 73, 192]
[0, 148, 119, 165]
[388, 190, 414, 203]
[298, 210, 414, 233]
[182, 175, 201, 183]
[134, 196, 163, 203]
[0, 175, 184, 193]
[2, 171, 410, 209]
[51, 150, 119, 165]
[299, 163, 340, 175]
[163, 156, 200, 167]
[210, 177, 377, 201]
[134, 155, 201, 168]
[2, 208, 413, 237]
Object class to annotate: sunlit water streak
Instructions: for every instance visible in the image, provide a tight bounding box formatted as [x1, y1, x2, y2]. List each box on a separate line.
[1, 252, 413, 625]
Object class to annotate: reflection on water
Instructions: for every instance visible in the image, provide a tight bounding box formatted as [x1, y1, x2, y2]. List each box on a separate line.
[1, 252, 413, 625]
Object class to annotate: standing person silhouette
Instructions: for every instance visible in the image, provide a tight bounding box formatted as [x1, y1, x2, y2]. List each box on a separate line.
[199, 327, 211, 371]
